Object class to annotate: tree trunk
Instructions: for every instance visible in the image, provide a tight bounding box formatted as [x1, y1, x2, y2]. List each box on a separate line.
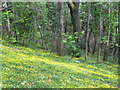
[67, 2, 80, 33]
[57, 2, 65, 56]
[2, 2, 11, 39]
[118, 2, 120, 64]
[93, 37, 97, 54]
[88, 29, 92, 52]
[67, 2, 81, 54]
[103, 2, 111, 61]
[59, 2, 65, 56]
[12, 2, 18, 41]
[97, 6, 103, 61]
[85, 2, 91, 60]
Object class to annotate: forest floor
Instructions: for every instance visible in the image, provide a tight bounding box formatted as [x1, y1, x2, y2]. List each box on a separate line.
[1, 41, 119, 88]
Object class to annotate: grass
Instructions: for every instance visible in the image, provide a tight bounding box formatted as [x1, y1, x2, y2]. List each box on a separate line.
[1, 41, 119, 88]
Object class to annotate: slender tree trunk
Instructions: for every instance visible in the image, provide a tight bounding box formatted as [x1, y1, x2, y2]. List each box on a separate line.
[1, 2, 3, 38]
[85, 2, 91, 60]
[118, 2, 120, 64]
[103, 2, 111, 61]
[59, 2, 65, 56]
[2, 2, 11, 39]
[92, 5, 97, 54]
[57, 2, 65, 56]
[97, 6, 103, 61]
[88, 30, 92, 52]
[12, 2, 18, 41]
[93, 37, 97, 54]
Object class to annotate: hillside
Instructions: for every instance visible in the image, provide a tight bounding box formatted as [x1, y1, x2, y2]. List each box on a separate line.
[1, 42, 119, 88]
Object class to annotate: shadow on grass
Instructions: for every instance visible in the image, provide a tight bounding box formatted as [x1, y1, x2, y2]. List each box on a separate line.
[2, 42, 119, 88]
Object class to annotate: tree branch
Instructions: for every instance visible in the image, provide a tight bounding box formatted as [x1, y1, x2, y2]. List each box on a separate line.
[0, 5, 12, 11]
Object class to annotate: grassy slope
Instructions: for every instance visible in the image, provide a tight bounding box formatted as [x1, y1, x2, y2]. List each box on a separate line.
[1, 42, 119, 88]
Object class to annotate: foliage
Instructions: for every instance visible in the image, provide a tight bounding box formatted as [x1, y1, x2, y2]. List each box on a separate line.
[62, 32, 85, 57]
[1, 2, 119, 88]
[1, 41, 119, 88]
[1, 2, 119, 62]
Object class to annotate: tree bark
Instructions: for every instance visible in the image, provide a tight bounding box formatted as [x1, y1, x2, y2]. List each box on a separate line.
[103, 2, 111, 61]
[11, 2, 18, 41]
[85, 2, 91, 60]
[97, 5, 103, 61]
[118, 2, 120, 64]
[2, 2, 11, 39]
[67, 2, 81, 33]
[67, 2, 81, 54]
[57, 2, 65, 56]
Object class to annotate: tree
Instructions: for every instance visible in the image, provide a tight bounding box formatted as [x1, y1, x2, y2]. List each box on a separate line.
[67, 1, 81, 33]
[85, 2, 91, 60]
[57, 2, 65, 56]
[2, 2, 11, 39]
[67, 1, 81, 57]
[118, 2, 120, 64]
[97, 5, 103, 61]
[103, 2, 111, 61]
[1, 2, 119, 63]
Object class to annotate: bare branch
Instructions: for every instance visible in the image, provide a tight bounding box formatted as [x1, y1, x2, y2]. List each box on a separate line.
[0, 5, 12, 11]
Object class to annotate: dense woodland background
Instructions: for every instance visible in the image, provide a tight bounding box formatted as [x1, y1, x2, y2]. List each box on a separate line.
[1, 2, 120, 63]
